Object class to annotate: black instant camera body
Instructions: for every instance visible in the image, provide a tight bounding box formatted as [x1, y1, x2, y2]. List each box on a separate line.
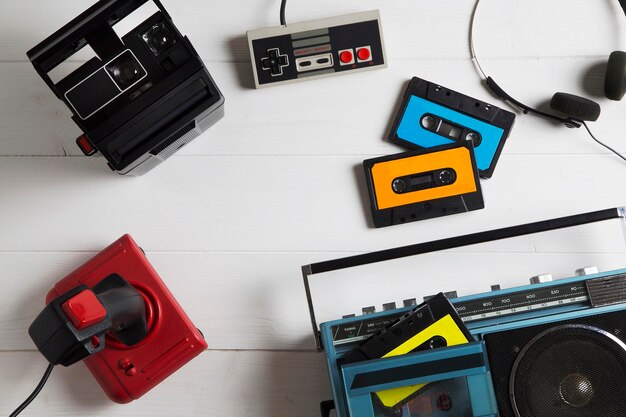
[27, 0, 225, 175]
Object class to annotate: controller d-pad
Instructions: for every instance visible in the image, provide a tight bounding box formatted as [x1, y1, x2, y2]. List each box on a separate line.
[260, 48, 289, 76]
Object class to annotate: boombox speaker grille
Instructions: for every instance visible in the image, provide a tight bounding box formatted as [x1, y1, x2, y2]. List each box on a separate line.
[511, 325, 626, 416]
[484, 310, 626, 417]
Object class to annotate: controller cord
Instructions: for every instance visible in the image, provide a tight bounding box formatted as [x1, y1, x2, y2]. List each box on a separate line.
[280, 0, 287, 26]
[9, 364, 54, 417]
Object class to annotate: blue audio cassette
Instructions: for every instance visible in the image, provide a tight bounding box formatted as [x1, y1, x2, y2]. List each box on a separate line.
[303, 207, 626, 417]
[388, 77, 516, 178]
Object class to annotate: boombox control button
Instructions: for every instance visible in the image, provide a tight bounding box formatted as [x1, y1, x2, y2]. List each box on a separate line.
[403, 298, 417, 307]
[383, 302, 397, 311]
[362, 306, 376, 315]
[530, 274, 553, 284]
[575, 266, 599, 276]
[444, 291, 458, 299]
[491, 284, 501, 291]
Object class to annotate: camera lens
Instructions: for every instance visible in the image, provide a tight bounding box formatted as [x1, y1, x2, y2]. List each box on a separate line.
[107, 56, 142, 88]
[142, 22, 177, 56]
[152, 30, 172, 50]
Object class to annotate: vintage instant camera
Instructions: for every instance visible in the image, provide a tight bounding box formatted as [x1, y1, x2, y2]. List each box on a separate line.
[363, 142, 484, 227]
[303, 207, 626, 417]
[29, 235, 207, 403]
[27, 0, 225, 175]
[388, 77, 515, 178]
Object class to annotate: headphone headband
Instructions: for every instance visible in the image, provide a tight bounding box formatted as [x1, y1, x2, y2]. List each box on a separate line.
[471, 0, 624, 126]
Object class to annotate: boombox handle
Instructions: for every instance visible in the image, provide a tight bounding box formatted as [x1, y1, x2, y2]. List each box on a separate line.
[302, 207, 626, 350]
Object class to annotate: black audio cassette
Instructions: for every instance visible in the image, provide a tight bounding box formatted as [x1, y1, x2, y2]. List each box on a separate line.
[343, 293, 474, 409]
[388, 77, 515, 178]
[363, 142, 484, 228]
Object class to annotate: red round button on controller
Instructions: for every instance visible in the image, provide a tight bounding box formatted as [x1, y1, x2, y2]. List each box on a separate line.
[339, 50, 353, 64]
[357, 48, 371, 61]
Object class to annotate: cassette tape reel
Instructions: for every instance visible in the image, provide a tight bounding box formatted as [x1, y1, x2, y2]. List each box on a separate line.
[363, 142, 484, 228]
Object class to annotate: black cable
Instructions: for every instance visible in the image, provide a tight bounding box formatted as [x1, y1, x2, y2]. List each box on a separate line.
[280, 0, 287, 26]
[9, 364, 54, 417]
[581, 121, 626, 164]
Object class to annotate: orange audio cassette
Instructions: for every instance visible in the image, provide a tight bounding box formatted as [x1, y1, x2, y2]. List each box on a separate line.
[363, 142, 484, 227]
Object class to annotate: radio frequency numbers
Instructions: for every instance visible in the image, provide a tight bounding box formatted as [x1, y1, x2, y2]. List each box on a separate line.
[456, 282, 589, 323]
[330, 283, 591, 345]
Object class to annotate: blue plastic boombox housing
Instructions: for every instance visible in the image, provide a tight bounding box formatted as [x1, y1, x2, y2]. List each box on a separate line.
[303, 207, 626, 417]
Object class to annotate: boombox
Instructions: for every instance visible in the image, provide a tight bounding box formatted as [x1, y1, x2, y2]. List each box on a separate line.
[303, 207, 626, 417]
[27, 0, 225, 175]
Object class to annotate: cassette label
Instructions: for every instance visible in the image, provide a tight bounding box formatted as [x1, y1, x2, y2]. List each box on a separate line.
[343, 294, 474, 409]
[370, 146, 476, 209]
[388, 77, 516, 178]
[375, 314, 472, 407]
[364, 142, 484, 228]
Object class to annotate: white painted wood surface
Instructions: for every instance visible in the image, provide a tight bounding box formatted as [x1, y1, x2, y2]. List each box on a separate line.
[0, 0, 625, 415]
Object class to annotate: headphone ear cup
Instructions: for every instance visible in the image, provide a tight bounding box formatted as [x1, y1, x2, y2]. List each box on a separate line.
[550, 92, 601, 122]
[605, 51, 626, 101]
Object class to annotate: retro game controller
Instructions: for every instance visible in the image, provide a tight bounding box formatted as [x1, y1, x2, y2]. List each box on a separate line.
[29, 235, 207, 403]
[247, 10, 387, 88]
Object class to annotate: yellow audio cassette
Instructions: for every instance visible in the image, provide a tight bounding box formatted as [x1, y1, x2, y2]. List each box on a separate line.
[363, 142, 484, 227]
[342, 293, 474, 409]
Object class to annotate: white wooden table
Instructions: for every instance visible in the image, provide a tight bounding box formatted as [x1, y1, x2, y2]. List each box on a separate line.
[1, 0, 625, 415]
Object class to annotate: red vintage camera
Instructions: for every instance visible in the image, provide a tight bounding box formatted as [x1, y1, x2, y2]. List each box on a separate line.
[30, 234, 207, 403]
